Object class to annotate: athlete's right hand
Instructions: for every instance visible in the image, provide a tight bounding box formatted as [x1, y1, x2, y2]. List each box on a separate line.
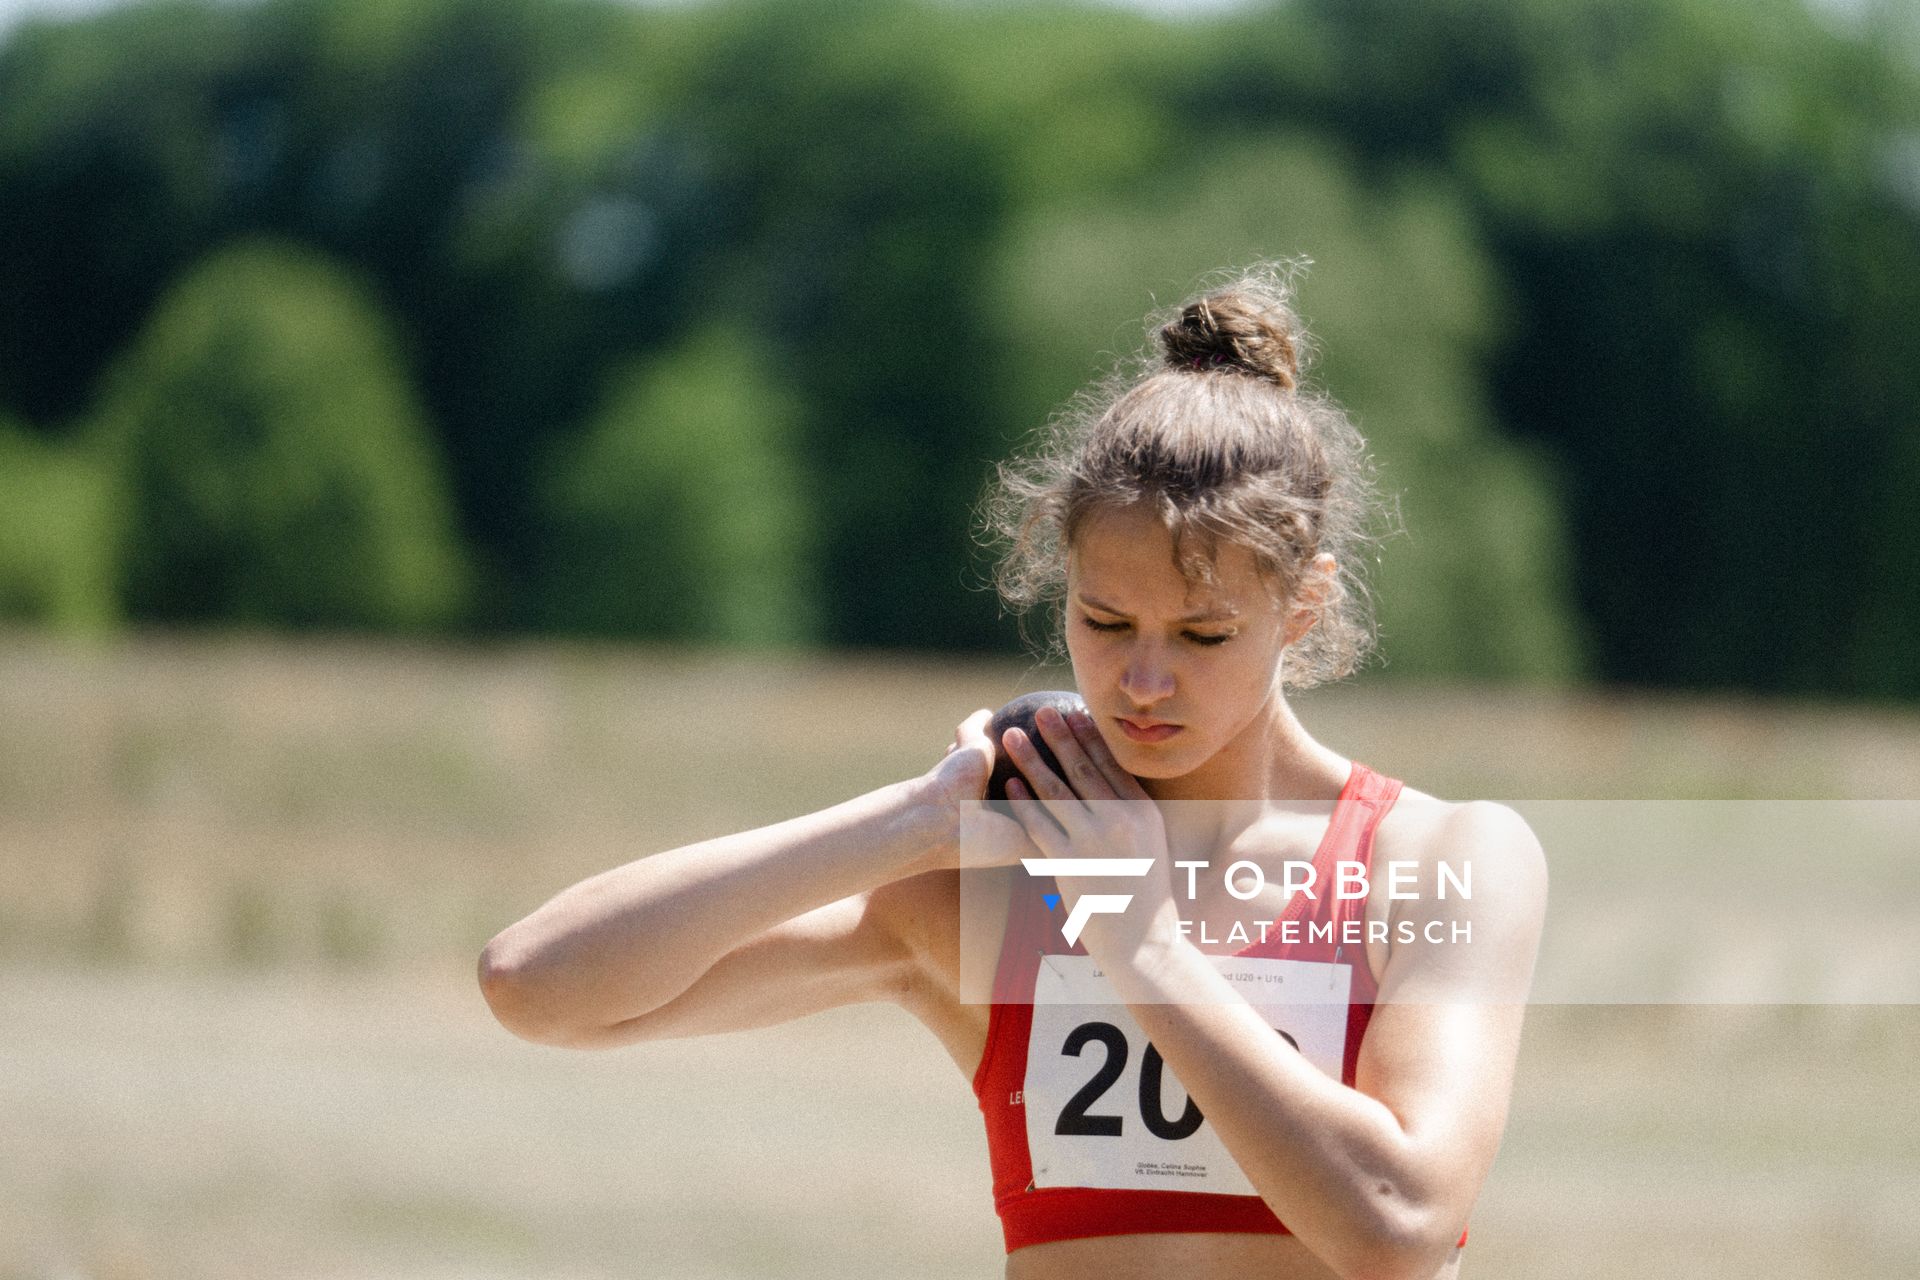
[921, 708, 1043, 871]
[926, 707, 994, 811]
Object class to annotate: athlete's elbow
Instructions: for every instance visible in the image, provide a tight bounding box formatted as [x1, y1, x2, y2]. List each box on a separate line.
[478, 931, 597, 1047]
[1331, 1242, 1454, 1280]
[1327, 1198, 1461, 1280]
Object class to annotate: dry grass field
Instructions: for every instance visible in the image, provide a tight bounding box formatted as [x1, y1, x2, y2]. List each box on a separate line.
[2, 630, 1917, 1278]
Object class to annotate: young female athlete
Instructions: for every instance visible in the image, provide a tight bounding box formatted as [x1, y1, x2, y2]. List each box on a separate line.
[479, 265, 1548, 1280]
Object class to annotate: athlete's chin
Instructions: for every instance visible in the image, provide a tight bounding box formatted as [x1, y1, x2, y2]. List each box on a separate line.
[1110, 741, 1206, 780]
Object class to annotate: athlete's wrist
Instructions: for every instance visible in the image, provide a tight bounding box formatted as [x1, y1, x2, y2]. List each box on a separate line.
[1075, 901, 1192, 986]
[890, 773, 966, 876]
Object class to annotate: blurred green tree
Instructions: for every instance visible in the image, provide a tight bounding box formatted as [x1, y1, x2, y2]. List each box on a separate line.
[664, 0, 1026, 650]
[91, 238, 469, 629]
[0, 417, 118, 631]
[0, 1, 241, 428]
[1198, 0, 1920, 695]
[536, 324, 819, 645]
[0, 0, 1913, 696]
[0, 0, 723, 629]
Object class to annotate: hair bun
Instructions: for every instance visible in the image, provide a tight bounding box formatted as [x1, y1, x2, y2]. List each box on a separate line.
[1158, 287, 1300, 390]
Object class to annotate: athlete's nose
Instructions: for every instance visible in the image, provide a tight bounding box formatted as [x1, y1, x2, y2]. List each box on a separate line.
[1119, 647, 1176, 708]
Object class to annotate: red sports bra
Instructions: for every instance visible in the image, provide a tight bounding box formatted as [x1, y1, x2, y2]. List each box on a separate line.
[970, 762, 1442, 1254]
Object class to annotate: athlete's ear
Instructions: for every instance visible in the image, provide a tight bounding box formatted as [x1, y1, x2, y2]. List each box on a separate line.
[1283, 554, 1336, 646]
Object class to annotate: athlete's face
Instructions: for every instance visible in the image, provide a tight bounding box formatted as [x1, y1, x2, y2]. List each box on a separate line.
[1064, 502, 1307, 782]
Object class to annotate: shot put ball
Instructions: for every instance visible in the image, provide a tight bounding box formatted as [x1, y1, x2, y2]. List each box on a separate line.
[985, 690, 1088, 801]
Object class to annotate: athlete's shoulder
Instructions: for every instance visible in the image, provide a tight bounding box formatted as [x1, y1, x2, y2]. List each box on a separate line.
[1375, 782, 1546, 885]
[1370, 784, 1547, 991]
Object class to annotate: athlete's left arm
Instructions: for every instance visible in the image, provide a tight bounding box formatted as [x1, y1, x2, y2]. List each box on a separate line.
[1005, 710, 1547, 1280]
[1114, 802, 1545, 1280]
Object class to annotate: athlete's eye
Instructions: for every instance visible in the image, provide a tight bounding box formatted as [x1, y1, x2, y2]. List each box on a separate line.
[1080, 615, 1231, 646]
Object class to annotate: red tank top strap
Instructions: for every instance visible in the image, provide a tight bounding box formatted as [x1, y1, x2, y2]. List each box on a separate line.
[1265, 761, 1395, 933]
[986, 867, 1042, 1006]
[1332, 763, 1402, 934]
[1242, 762, 1400, 1006]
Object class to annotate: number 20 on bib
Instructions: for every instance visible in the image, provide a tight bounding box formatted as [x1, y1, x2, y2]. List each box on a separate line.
[1023, 954, 1351, 1195]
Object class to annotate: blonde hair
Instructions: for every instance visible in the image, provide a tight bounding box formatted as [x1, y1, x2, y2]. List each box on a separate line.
[980, 262, 1384, 689]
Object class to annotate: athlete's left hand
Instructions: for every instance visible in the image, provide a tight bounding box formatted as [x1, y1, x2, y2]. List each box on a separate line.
[1001, 705, 1180, 959]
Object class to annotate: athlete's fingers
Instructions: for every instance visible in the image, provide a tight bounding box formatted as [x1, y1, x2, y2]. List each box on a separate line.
[956, 707, 993, 749]
[1002, 726, 1086, 835]
[1032, 704, 1118, 802]
[1004, 776, 1069, 852]
[1003, 724, 1078, 803]
[960, 803, 1044, 869]
[943, 707, 993, 765]
[1066, 709, 1152, 801]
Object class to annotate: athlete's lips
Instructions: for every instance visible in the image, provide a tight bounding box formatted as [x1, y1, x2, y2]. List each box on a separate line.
[1115, 716, 1182, 743]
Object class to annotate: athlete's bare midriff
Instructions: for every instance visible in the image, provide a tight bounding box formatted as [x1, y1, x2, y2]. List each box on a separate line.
[887, 790, 1469, 1280]
[1005, 1228, 1463, 1280]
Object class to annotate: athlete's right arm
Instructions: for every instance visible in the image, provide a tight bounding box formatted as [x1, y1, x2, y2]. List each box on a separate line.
[477, 709, 996, 1049]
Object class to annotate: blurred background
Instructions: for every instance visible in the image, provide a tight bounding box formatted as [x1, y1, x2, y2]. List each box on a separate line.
[1, 0, 1917, 1276]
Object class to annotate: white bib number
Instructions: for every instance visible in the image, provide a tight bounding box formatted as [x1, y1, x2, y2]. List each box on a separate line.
[1024, 954, 1351, 1195]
